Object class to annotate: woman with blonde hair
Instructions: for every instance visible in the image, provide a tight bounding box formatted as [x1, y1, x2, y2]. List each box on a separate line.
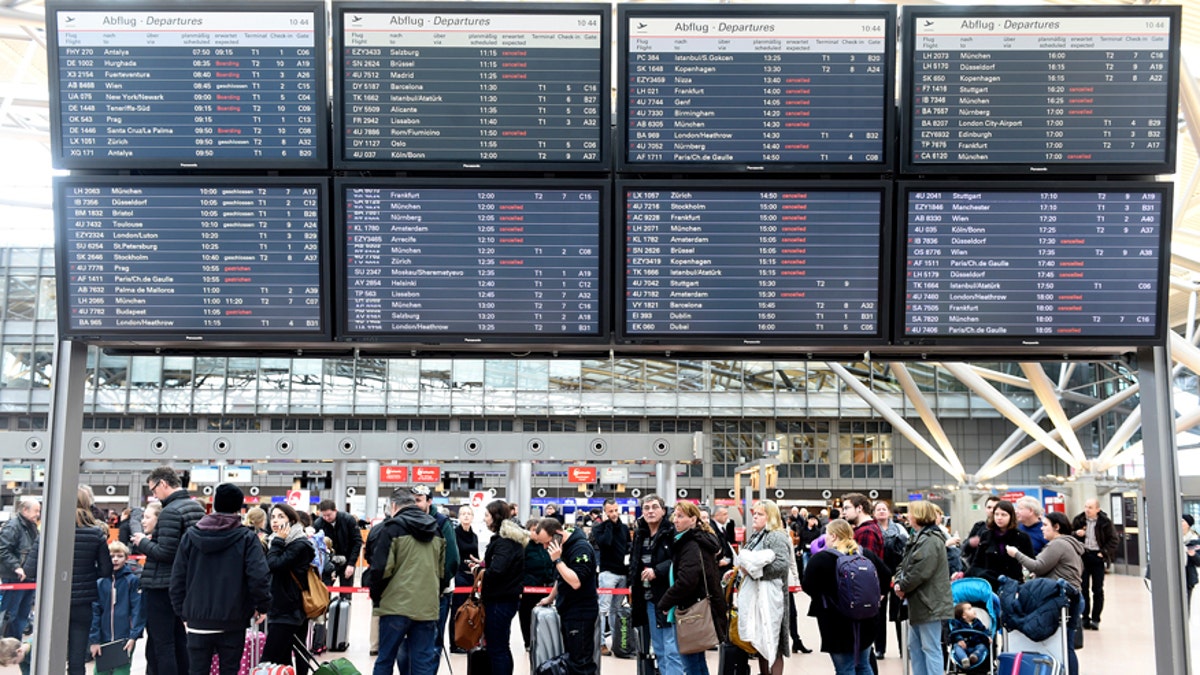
[803, 519, 890, 675]
[658, 501, 729, 675]
[893, 501, 953, 675]
[736, 500, 791, 675]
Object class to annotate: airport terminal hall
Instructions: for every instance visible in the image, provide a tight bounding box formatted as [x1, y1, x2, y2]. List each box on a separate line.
[3, 0, 1200, 673]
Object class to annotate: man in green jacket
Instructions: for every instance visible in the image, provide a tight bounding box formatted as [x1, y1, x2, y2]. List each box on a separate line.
[369, 488, 446, 675]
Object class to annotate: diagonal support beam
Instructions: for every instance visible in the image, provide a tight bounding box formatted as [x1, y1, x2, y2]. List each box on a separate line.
[976, 406, 1048, 478]
[1100, 405, 1200, 472]
[889, 363, 966, 476]
[1020, 363, 1088, 465]
[1171, 330, 1200, 376]
[826, 362, 964, 481]
[941, 362, 1082, 471]
[978, 385, 1139, 480]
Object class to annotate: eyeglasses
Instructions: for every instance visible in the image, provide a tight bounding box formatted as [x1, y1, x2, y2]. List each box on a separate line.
[146, 479, 162, 492]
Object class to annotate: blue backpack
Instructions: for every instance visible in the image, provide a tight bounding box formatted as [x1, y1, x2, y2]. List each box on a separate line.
[825, 549, 881, 621]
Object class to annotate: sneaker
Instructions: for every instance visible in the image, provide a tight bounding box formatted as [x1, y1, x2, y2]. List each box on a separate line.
[600, 645, 612, 656]
[960, 657, 971, 669]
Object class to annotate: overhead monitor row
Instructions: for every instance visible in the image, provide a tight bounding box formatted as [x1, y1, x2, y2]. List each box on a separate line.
[47, 2, 1181, 175]
[55, 177, 1171, 353]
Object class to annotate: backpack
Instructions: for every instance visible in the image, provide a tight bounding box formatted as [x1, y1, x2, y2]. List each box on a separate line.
[309, 533, 330, 573]
[824, 549, 881, 621]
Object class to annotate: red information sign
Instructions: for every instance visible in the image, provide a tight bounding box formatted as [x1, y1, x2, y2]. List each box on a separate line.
[568, 466, 597, 484]
[412, 466, 441, 483]
[379, 466, 409, 483]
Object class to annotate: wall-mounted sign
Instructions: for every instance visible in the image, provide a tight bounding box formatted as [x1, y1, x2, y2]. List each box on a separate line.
[568, 466, 598, 484]
[380, 466, 409, 483]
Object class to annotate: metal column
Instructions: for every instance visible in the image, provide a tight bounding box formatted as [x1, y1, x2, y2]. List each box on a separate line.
[332, 460, 348, 511]
[506, 460, 519, 505]
[366, 459, 380, 520]
[1138, 345, 1191, 672]
[657, 462, 676, 505]
[517, 461, 532, 522]
[33, 340, 87, 675]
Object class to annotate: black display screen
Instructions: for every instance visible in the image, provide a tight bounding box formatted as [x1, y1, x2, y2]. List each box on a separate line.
[335, 2, 609, 170]
[338, 180, 608, 342]
[47, 1, 328, 170]
[620, 183, 888, 344]
[55, 177, 330, 343]
[900, 183, 1171, 345]
[618, 6, 894, 173]
[902, 7, 1180, 175]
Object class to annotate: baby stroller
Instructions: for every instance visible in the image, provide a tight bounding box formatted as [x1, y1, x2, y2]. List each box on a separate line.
[944, 577, 1003, 674]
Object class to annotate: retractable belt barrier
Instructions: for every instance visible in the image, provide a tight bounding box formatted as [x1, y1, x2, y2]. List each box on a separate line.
[0, 582, 800, 593]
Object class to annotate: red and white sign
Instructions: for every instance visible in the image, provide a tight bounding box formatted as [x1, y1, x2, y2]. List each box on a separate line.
[470, 491, 488, 509]
[379, 466, 409, 483]
[286, 490, 309, 509]
[1002, 491, 1027, 503]
[412, 466, 441, 483]
[567, 466, 597, 484]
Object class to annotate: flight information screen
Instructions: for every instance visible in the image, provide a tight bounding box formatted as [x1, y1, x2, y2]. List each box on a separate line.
[336, 4, 608, 168]
[621, 8, 893, 171]
[904, 8, 1179, 174]
[901, 185, 1170, 343]
[56, 178, 329, 341]
[340, 183, 606, 341]
[48, 2, 327, 170]
[621, 185, 886, 342]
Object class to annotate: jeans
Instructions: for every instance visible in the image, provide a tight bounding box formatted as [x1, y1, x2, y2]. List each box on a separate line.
[561, 616, 598, 675]
[397, 594, 449, 673]
[909, 621, 944, 675]
[0, 587, 33, 638]
[67, 603, 91, 675]
[952, 643, 988, 668]
[645, 602, 685, 675]
[187, 629, 245, 675]
[680, 649, 710, 675]
[830, 648, 874, 675]
[143, 588, 189, 675]
[483, 601, 517, 675]
[375, 615, 437, 675]
[1081, 551, 1106, 622]
[598, 572, 626, 637]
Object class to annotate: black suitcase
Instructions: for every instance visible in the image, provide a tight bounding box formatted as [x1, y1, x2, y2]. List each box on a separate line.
[718, 643, 750, 675]
[611, 600, 636, 659]
[636, 654, 659, 675]
[468, 647, 491, 675]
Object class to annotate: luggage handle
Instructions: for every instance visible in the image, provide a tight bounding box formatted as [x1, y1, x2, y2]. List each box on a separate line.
[292, 633, 321, 669]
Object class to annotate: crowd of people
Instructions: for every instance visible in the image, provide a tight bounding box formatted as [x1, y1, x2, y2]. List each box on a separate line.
[0, 468, 1156, 675]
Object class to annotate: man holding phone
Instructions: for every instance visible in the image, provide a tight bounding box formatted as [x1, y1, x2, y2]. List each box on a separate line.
[532, 518, 598, 675]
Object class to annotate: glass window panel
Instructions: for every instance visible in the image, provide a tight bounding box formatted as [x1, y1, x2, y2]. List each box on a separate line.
[5, 276, 35, 320]
[9, 250, 38, 268]
[484, 360, 516, 389]
[548, 360, 582, 391]
[1, 343, 34, 388]
[36, 278, 55, 321]
[322, 358, 356, 414]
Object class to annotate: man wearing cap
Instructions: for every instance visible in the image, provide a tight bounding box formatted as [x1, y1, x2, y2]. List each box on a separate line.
[370, 488, 446, 675]
[171, 483, 271, 675]
[396, 484, 459, 672]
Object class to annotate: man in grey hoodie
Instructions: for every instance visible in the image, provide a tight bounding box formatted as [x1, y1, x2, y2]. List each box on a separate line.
[170, 484, 271, 675]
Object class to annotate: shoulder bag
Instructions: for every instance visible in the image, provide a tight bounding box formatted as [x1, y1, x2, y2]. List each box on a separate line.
[453, 569, 486, 651]
[724, 572, 757, 655]
[293, 564, 330, 619]
[675, 542, 720, 655]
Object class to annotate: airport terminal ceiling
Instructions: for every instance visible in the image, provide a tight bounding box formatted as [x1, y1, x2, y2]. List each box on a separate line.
[0, 0, 1196, 486]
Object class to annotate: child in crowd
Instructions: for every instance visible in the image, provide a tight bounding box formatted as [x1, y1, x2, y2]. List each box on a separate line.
[949, 602, 989, 669]
[89, 542, 144, 675]
[0, 636, 31, 675]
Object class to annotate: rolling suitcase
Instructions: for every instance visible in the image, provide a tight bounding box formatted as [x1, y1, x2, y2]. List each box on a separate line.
[293, 633, 362, 675]
[530, 605, 564, 670]
[998, 651, 1060, 675]
[325, 594, 352, 652]
[718, 643, 750, 675]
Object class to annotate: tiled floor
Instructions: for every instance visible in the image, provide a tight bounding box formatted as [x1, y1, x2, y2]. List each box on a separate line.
[2, 573, 1173, 673]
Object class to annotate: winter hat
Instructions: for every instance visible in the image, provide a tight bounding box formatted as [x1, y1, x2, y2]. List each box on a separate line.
[1184, 514, 1195, 528]
[214, 483, 244, 514]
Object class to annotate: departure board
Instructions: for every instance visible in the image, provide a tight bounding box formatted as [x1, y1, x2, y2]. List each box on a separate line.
[335, 3, 609, 170]
[902, 7, 1180, 175]
[47, 2, 328, 170]
[55, 177, 330, 342]
[900, 184, 1171, 344]
[619, 6, 894, 172]
[339, 182, 607, 342]
[620, 184, 887, 343]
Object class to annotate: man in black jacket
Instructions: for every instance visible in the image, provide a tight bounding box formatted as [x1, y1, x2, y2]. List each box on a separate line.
[171, 483, 271, 675]
[133, 466, 206, 675]
[0, 498, 39, 639]
[532, 518, 598, 675]
[592, 498, 629, 654]
[1072, 498, 1119, 629]
[628, 495, 682, 675]
[315, 499, 364, 583]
